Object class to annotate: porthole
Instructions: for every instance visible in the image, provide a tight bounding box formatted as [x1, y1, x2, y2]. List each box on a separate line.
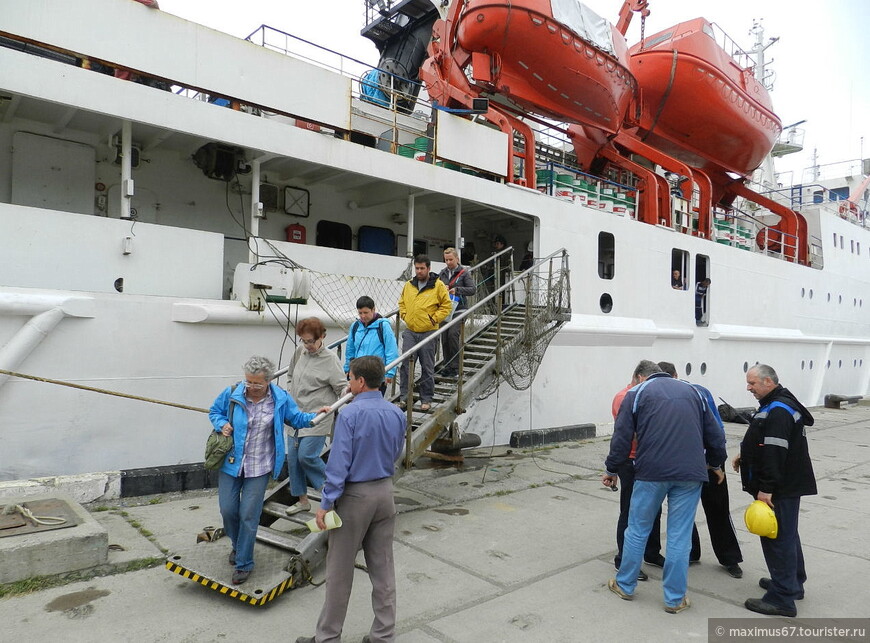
[839, 295, 843, 304]
[800, 287, 805, 298]
[827, 293, 831, 302]
[809, 289, 813, 299]
[854, 298, 858, 307]
[599, 293, 613, 313]
[853, 359, 858, 367]
[838, 359, 843, 368]
[826, 360, 831, 369]
[700, 362, 707, 375]
[801, 360, 805, 370]
[743, 361, 749, 373]
[809, 360, 814, 370]
[685, 363, 692, 376]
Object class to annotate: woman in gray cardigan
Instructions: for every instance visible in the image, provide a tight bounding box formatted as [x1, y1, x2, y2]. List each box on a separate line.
[285, 317, 348, 515]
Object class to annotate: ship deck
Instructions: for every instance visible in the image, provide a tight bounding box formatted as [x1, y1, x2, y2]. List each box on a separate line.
[1, 405, 868, 640]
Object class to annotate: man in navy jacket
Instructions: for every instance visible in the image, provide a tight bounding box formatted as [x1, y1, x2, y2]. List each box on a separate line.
[603, 360, 726, 614]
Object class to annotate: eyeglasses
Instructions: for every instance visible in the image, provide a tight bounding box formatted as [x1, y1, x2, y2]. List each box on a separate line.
[300, 338, 318, 346]
[245, 381, 267, 390]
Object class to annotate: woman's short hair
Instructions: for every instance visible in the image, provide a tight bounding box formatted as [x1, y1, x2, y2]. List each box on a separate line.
[297, 317, 326, 339]
[244, 355, 275, 381]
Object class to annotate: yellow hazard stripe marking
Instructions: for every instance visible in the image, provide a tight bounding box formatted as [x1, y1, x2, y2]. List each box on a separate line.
[166, 560, 292, 606]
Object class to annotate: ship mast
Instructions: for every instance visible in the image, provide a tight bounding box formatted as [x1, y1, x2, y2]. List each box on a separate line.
[749, 20, 781, 189]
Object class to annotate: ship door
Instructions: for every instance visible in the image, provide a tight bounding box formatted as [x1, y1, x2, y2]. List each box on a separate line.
[695, 254, 710, 326]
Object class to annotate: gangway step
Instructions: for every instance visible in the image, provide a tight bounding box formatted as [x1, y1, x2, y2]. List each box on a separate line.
[261, 501, 311, 526]
[256, 525, 304, 553]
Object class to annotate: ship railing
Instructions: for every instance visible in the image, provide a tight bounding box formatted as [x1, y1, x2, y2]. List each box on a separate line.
[535, 160, 639, 218]
[305, 247, 568, 469]
[759, 183, 869, 228]
[243, 25, 462, 172]
[708, 22, 755, 71]
[272, 246, 516, 397]
[713, 206, 800, 261]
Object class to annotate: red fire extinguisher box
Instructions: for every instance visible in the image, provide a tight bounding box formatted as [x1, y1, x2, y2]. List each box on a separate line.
[286, 223, 306, 244]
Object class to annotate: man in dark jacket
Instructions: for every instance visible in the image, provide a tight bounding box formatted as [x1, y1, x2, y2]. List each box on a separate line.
[603, 360, 726, 614]
[733, 364, 816, 617]
[438, 247, 477, 377]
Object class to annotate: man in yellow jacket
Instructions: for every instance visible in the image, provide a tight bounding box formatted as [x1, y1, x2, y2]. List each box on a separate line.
[397, 255, 453, 411]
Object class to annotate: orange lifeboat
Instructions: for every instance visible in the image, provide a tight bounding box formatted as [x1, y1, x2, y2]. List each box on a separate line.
[628, 18, 782, 177]
[455, 0, 636, 134]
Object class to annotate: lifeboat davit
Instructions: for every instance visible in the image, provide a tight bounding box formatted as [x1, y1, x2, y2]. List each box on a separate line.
[455, 0, 636, 134]
[628, 18, 782, 177]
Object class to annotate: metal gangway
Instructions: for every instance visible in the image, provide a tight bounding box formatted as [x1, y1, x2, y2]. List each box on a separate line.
[166, 248, 571, 604]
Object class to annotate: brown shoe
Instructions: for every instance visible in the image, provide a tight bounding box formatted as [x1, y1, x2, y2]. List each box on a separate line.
[664, 597, 691, 613]
[608, 578, 633, 601]
[232, 568, 250, 585]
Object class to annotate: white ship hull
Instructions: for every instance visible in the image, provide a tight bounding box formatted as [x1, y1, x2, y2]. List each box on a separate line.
[1, 0, 868, 480]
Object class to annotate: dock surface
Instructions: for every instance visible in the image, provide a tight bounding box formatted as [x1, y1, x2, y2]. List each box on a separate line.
[2, 404, 869, 641]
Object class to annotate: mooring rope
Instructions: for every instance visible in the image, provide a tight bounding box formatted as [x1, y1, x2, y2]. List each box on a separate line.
[0, 368, 209, 414]
[1, 503, 67, 526]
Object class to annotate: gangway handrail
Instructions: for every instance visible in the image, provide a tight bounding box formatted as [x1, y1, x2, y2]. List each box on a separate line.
[271, 246, 516, 380]
[308, 248, 568, 425]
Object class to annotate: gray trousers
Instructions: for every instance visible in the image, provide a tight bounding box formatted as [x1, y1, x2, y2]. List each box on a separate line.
[314, 478, 397, 643]
[399, 329, 436, 402]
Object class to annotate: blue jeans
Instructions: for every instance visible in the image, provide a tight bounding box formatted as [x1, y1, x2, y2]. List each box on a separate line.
[760, 496, 805, 611]
[218, 470, 270, 571]
[287, 434, 327, 497]
[616, 480, 702, 607]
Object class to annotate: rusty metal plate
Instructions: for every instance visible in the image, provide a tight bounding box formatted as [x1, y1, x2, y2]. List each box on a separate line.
[0, 498, 81, 538]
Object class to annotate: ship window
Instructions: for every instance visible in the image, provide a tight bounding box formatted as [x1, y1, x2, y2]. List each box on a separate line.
[851, 240, 855, 253]
[644, 31, 674, 49]
[316, 220, 353, 250]
[598, 232, 615, 279]
[840, 235, 844, 249]
[833, 233, 837, 246]
[600, 293, 613, 313]
[671, 248, 688, 290]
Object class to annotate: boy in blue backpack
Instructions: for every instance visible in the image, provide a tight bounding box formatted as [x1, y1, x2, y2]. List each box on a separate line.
[344, 296, 399, 395]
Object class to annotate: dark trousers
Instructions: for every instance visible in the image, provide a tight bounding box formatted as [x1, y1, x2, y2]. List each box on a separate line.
[439, 317, 463, 372]
[614, 461, 662, 568]
[692, 467, 743, 565]
[760, 496, 806, 612]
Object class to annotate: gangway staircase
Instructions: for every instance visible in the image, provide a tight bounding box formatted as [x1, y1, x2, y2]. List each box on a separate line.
[166, 248, 571, 605]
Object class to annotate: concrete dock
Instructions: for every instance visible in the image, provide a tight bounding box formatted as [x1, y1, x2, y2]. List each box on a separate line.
[1, 404, 869, 642]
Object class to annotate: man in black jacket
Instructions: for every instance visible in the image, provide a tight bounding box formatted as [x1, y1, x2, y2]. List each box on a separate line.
[733, 364, 816, 617]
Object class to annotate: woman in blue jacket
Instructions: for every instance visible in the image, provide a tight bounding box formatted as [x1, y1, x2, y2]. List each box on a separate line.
[209, 356, 329, 585]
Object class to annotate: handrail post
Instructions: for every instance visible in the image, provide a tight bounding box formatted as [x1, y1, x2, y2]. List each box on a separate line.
[404, 354, 415, 469]
[455, 320, 466, 414]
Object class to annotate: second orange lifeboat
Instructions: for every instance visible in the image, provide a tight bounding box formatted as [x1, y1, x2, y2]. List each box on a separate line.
[628, 18, 782, 177]
[455, 0, 636, 134]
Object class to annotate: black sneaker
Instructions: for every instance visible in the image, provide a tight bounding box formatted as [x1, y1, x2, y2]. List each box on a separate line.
[759, 577, 804, 599]
[614, 565, 648, 581]
[725, 564, 743, 578]
[228, 549, 236, 566]
[645, 554, 666, 568]
[744, 597, 796, 617]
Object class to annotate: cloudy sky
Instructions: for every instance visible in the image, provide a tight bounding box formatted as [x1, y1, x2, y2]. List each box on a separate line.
[159, 0, 868, 183]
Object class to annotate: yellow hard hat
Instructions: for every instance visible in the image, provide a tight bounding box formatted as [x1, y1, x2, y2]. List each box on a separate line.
[744, 500, 778, 538]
